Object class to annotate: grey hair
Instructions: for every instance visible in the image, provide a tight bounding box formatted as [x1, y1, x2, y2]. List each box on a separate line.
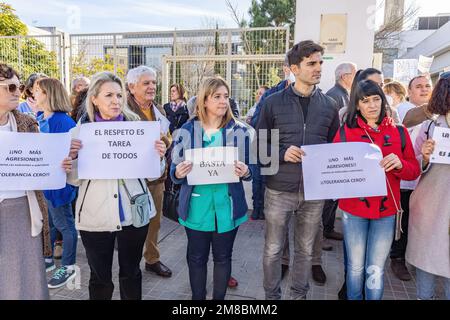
[126, 66, 157, 85]
[335, 62, 357, 82]
[86, 72, 140, 122]
[71, 76, 90, 92]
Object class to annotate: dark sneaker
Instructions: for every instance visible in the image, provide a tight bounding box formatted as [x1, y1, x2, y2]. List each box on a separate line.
[390, 258, 412, 281]
[312, 265, 326, 285]
[48, 266, 76, 289]
[45, 259, 55, 273]
[323, 230, 344, 241]
[145, 261, 172, 278]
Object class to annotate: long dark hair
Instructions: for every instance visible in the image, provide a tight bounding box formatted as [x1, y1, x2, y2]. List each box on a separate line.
[427, 76, 450, 115]
[346, 80, 388, 128]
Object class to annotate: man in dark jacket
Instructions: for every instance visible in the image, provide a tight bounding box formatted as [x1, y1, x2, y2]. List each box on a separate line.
[257, 40, 339, 300]
[326, 62, 356, 110]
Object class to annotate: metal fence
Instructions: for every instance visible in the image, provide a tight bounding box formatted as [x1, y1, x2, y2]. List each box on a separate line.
[0, 34, 64, 81]
[162, 55, 286, 115]
[0, 27, 289, 114]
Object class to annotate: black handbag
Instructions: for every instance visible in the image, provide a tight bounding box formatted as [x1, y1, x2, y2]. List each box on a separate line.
[162, 183, 180, 223]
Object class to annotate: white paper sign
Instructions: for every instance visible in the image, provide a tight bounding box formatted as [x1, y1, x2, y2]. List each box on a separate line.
[153, 106, 171, 135]
[185, 147, 239, 185]
[393, 59, 418, 84]
[301, 142, 387, 201]
[0, 132, 71, 191]
[418, 55, 434, 74]
[78, 121, 161, 179]
[430, 127, 450, 165]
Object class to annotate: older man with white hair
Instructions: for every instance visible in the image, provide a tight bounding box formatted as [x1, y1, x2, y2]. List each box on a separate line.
[126, 66, 172, 278]
[326, 62, 357, 110]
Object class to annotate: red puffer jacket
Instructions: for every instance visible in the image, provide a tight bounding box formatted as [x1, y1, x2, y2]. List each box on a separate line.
[333, 116, 420, 219]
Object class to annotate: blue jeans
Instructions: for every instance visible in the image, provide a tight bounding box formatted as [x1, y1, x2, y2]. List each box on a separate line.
[47, 201, 78, 266]
[342, 211, 395, 300]
[185, 227, 238, 300]
[416, 268, 450, 300]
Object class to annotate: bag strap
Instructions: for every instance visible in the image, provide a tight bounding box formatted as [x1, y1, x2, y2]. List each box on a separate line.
[339, 124, 346, 142]
[120, 179, 147, 201]
[425, 120, 435, 140]
[396, 125, 406, 152]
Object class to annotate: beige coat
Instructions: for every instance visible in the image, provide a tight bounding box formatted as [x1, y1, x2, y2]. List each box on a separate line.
[68, 124, 164, 232]
[406, 115, 450, 278]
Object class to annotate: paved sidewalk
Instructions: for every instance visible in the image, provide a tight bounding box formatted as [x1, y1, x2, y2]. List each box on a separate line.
[48, 211, 446, 300]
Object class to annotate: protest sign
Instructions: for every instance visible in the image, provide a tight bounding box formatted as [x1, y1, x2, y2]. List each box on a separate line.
[418, 55, 434, 74]
[0, 132, 71, 191]
[185, 147, 239, 185]
[301, 142, 387, 201]
[78, 121, 161, 179]
[430, 127, 450, 165]
[393, 59, 418, 84]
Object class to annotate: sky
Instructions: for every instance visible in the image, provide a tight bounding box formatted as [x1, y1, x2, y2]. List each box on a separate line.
[5, 0, 450, 34]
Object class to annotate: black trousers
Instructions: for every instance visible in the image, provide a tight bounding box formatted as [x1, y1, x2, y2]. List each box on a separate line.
[322, 199, 338, 234]
[390, 190, 412, 259]
[80, 224, 148, 300]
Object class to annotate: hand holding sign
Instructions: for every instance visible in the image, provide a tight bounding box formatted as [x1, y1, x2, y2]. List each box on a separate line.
[284, 146, 305, 163]
[380, 153, 403, 172]
[69, 139, 82, 159]
[422, 139, 436, 164]
[234, 160, 249, 178]
[62, 157, 73, 173]
[155, 140, 167, 158]
[175, 160, 193, 179]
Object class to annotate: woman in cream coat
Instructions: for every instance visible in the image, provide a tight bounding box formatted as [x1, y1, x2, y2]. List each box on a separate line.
[68, 72, 166, 300]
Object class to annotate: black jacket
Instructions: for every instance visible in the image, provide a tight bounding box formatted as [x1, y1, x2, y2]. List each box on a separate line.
[256, 84, 339, 193]
[326, 83, 349, 110]
[163, 102, 190, 134]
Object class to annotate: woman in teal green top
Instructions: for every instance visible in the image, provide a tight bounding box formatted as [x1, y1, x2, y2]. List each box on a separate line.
[170, 76, 253, 300]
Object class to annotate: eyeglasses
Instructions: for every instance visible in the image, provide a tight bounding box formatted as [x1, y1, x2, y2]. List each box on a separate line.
[0, 83, 20, 93]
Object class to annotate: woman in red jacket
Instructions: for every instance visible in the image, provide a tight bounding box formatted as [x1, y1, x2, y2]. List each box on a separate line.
[334, 80, 420, 300]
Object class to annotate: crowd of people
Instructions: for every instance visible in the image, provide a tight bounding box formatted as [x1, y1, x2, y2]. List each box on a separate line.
[0, 39, 448, 301]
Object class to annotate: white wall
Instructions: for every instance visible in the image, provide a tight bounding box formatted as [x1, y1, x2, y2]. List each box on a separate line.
[401, 21, 450, 75]
[295, 0, 376, 91]
[398, 29, 435, 57]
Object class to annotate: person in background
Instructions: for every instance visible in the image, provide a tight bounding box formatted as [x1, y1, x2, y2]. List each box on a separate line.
[406, 71, 450, 300]
[70, 76, 90, 107]
[245, 85, 269, 124]
[33, 78, 79, 288]
[0, 63, 72, 299]
[68, 71, 166, 300]
[17, 73, 48, 118]
[170, 76, 252, 300]
[334, 79, 420, 299]
[126, 66, 173, 278]
[163, 83, 189, 135]
[71, 87, 88, 123]
[326, 62, 357, 110]
[383, 81, 407, 112]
